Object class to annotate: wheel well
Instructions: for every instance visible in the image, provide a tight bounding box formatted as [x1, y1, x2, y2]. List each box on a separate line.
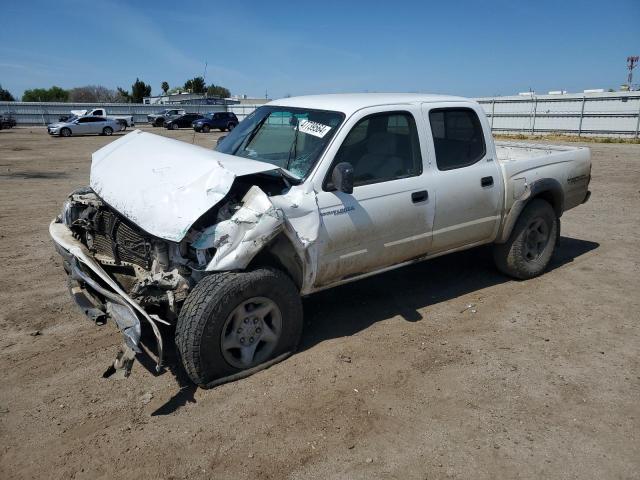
[247, 234, 303, 291]
[531, 189, 563, 218]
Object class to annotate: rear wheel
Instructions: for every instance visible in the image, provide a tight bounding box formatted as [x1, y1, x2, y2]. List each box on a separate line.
[176, 268, 303, 386]
[493, 199, 559, 279]
[60, 127, 71, 137]
[202, 124, 210, 133]
[102, 126, 113, 136]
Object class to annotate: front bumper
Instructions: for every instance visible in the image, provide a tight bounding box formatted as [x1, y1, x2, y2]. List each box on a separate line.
[49, 220, 166, 371]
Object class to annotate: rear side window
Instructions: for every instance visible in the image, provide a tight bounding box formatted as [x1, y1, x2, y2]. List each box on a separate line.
[429, 108, 486, 170]
[331, 111, 422, 188]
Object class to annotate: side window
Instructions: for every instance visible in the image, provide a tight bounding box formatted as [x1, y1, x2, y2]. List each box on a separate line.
[77, 117, 89, 123]
[428, 108, 486, 170]
[332, 112, 422, 187]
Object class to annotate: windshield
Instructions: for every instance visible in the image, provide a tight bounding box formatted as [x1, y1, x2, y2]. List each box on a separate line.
[65, 115, 78, 123]
[216, 106, 344, 179]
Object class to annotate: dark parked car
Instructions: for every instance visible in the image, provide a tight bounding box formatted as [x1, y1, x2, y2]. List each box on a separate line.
[164, 113, 204, 130]
[0, 112, 17, 129]
[192, 112, 239, 133]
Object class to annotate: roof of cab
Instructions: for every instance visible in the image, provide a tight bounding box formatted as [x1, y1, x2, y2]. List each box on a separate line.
[268, 93, 473, 116]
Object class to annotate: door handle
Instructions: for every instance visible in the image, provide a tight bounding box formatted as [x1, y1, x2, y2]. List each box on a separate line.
[411, 190, 428, 203]
[481, 176, 494, 187]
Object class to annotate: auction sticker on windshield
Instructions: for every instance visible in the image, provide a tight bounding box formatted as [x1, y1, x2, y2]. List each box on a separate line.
[298, 119, 331, 138]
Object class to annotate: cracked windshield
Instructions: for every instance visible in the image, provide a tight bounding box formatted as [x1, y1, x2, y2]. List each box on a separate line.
[216, 106, 344, 178]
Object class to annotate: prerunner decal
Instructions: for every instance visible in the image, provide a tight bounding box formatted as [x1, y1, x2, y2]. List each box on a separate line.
[298, 119, 331, 138]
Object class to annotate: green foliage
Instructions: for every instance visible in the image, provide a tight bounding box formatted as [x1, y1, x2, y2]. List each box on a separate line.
[116, 87, 131, 102]
[0, 84, 15, 101]
[184, 76, 206, 94]
[130, 78, 152, 103]
[22, 86, 69, 102]
[206, 84, 230, 98]
[161, 81, 170, 94]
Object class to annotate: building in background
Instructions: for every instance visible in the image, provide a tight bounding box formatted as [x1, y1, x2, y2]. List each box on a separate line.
[143, 92, 270, 106]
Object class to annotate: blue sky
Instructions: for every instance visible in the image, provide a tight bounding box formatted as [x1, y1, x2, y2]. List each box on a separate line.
[1, 0, 638, 100]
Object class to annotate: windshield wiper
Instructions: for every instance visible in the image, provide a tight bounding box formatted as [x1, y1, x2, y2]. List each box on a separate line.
[235, 114, 269, 155]
[286, 121, 300, 171]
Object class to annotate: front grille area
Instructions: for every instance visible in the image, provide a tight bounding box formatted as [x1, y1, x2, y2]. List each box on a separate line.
[90, 209, 152, 270]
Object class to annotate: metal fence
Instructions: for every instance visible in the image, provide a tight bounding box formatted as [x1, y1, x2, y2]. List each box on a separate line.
[476, 91, 640, 137]
[2, 91, 640, 137]
[0, 102, 228, 126]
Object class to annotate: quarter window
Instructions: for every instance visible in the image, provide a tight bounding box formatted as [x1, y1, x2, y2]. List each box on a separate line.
[429, 108, 486, 170]
[331, 112, 422, 188]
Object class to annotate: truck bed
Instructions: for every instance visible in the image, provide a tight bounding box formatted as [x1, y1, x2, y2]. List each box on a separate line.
[495, 141, 591, 213]
[495, 141, 588, 162]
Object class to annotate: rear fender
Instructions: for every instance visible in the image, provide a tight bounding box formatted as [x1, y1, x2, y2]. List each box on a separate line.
[496, 178, 564, 244]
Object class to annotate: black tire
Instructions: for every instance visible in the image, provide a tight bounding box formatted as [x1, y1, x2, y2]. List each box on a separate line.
[227, 123, 236, 131]
[493, 199, 559, 280]
[202, 124, 210, 133]
[155, 118, 164, 127]
[60, 127, 71, 137]
[176, 268, 303, 386]
[171, 122, 179, 130]
[102, 126, 113, 136]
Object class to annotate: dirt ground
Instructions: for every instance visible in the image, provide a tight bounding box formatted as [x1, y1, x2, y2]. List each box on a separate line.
[0, 125, 638, 480]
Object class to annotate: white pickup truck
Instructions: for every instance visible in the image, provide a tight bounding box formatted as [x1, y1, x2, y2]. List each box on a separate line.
[67, 108, 135, 128]
[49, 93, 591, 387]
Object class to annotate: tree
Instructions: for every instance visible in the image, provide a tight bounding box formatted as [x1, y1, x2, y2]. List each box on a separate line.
[161, 81, 169, 94]
[206, 84, 231, 98]
[130, 78, 152, 103]
[184, 76, 206, 94]
[69, 85, 118, 103]
[115, 87, 131, 103]
[0, 84, 15, 101]
[22, 86, 69, 102]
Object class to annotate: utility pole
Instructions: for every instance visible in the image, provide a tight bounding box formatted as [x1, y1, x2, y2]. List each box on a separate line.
[627, 56, 639, 89]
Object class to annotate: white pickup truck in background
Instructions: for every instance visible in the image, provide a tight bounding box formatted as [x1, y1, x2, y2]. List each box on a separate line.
[66, 108, 135, 128]
[49, 93, 591, 387]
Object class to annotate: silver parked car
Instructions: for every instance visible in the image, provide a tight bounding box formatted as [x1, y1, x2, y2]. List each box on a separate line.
[47, 116, 122, 137]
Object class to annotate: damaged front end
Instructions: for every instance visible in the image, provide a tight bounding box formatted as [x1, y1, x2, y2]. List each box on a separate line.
[50, 130, 321, 378]
[52, 188, 196, 372]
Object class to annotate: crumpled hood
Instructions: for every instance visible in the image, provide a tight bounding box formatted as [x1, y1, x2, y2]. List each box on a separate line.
[90, 130, 280, 242]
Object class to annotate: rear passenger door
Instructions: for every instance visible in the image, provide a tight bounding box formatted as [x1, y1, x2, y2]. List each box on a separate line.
[314, 108, 435, 285]
[88, 117, 107, 134]
[421, 103, 502, 252]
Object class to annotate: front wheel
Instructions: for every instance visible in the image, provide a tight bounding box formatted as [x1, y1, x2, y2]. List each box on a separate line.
[493, 199, 559, 280]
[171, 122, 179, 130]
[202, 124, 210, 133]
[176, 268, 303, 386]
[227, 123, 236, 131]
[60, 127, 71, 137]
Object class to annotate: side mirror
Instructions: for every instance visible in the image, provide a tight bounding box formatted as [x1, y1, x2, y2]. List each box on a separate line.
[331, 162, 354, 194]
[216, 135, 226, 146]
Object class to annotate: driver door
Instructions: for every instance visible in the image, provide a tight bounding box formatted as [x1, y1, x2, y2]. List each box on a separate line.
[314, 108, 434, 286]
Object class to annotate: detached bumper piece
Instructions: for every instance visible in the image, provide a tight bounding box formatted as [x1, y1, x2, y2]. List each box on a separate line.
[49, 220, 166, 372]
